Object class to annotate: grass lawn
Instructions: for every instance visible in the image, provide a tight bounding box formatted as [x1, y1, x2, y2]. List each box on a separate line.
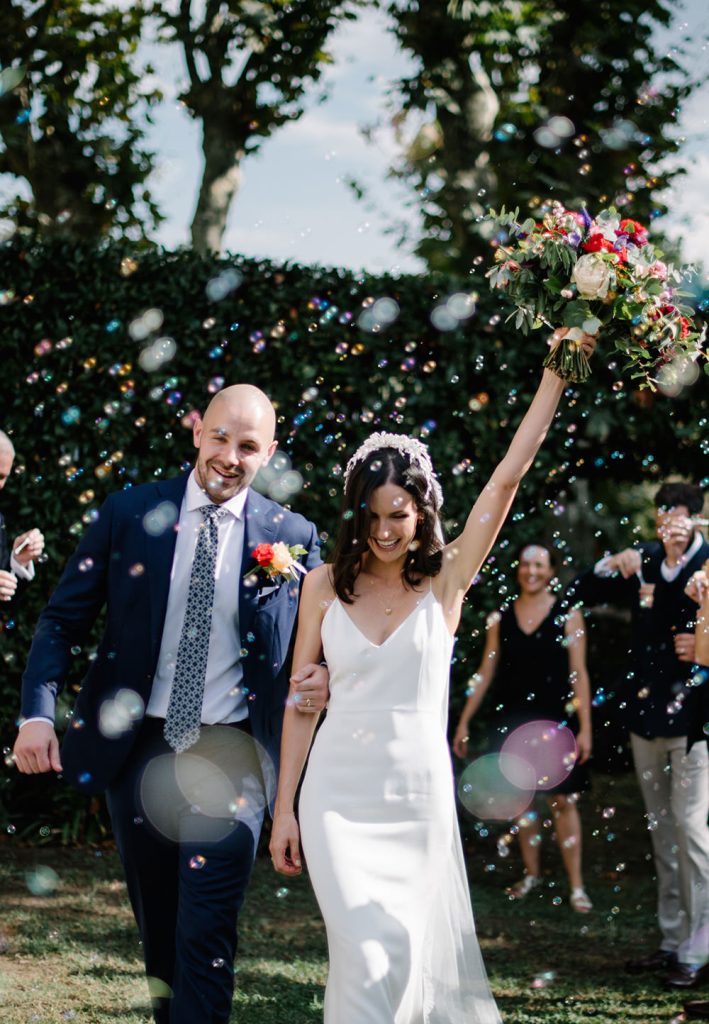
[0, 771, 691, 1023]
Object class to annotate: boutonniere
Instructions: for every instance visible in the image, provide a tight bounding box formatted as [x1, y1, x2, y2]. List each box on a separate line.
[245, 542, 307, 585]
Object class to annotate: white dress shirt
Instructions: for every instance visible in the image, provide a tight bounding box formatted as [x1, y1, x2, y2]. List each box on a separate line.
[11, 555, 35, 580]
[146, 471, 249, 724]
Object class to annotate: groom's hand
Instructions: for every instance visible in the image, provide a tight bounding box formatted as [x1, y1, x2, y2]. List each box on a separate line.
[291, 662, 329, 713]
[13, 721, 62, 774]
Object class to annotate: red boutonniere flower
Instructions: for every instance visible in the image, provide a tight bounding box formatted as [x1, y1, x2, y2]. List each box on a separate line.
[245, 542, 308, 584]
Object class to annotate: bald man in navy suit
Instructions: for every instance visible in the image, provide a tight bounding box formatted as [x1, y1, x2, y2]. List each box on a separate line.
[13, 386, 328, 1024]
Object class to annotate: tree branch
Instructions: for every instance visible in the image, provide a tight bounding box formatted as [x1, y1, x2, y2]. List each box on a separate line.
[178, 0, 202, 88]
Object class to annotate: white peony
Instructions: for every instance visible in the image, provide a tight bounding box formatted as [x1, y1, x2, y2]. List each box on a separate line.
[572, 253, 612, 299]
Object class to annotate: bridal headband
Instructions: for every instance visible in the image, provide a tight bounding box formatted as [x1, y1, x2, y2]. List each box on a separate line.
[343, 432, 444, 509]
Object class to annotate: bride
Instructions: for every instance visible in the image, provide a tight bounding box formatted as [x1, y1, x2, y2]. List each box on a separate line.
[270, 331, 596, 1022]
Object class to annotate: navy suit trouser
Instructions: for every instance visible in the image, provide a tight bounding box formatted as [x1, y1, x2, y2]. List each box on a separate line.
[106, 717, 264, 1024]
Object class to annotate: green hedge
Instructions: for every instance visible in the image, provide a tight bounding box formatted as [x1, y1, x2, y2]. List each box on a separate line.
[0, 238, 706, 840]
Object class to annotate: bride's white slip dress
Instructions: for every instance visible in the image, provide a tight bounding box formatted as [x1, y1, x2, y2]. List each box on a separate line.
[299, 584, 502, 1023]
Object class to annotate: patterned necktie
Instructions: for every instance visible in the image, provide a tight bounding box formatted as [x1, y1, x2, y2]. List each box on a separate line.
[164, 503, 226, 753]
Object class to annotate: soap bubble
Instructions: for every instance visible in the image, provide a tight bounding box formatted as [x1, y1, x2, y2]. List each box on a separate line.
[99, 689, 145, 739]
[458, 753, 536, 821]
[143, 501, 179, 537]
[25, 865, 60, 896]
[501, 720, 577, 790]
[140, 727, 275, 845]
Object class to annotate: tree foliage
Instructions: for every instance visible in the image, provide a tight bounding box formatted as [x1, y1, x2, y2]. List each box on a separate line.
[0, 0, 163, 240]
[380, 0, 696, 273]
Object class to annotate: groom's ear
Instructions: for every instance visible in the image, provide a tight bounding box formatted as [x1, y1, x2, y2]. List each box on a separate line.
[192, 416, 204, 449]
[262, 439, 278, 465]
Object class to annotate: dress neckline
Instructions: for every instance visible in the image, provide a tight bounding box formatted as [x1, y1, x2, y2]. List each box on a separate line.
[330, 589, 435, 649]
[511, 596, 559, 637]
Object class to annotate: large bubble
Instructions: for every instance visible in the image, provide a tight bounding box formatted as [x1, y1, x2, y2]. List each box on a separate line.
[139, 726, 275, 845]
[501, 720, 577, 790]
[457, 753, 536, 821]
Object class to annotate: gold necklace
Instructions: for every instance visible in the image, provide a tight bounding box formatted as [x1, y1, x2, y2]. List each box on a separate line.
[368, 575, 404, 616]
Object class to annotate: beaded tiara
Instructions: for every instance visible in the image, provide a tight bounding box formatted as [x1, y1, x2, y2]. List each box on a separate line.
[343, 431, 444, 508]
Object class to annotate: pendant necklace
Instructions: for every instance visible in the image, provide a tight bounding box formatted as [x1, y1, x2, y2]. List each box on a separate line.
[369, 575, 401, 615]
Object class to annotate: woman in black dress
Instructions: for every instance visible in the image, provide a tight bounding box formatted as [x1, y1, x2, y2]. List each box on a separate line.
[453, 542, 592, 912]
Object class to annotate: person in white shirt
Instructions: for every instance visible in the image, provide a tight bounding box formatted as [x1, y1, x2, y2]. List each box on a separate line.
[571, 482, 709, 990]
[0, 429, 44, 602]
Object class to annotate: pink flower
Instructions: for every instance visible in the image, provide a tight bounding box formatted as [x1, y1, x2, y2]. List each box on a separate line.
[647, 260, 668, 281]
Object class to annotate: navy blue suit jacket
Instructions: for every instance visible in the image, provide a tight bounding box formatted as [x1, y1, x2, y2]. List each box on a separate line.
[20, 474, 321, 793]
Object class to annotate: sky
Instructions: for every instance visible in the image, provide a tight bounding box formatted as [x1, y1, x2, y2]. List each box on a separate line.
[144, 1, 709, 275]
[3, 2, 709, 274]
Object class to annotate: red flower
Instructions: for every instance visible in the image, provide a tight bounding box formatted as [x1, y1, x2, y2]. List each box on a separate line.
[680, 317, 690, 339]
[614, 246, 629, 264]
[582, 234, 614, 253]
[252, 543, 275, 567]
[619, 219, 649, 246]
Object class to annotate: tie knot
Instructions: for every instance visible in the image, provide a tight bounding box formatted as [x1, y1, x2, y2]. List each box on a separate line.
[201, 503, 226, 523]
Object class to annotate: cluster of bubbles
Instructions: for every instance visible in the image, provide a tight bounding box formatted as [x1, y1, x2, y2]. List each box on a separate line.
[252, 450, 304, 503]
[205, 268, 243, 303]
[357, 296, 400, 333]
[143, 500, 179, 538]
[98, 688, 145, 739]
[139, 336, 177, 373]
[532, 116, 575, 149]
[430, 292, 477, 332]
[655, 355, 702, 398]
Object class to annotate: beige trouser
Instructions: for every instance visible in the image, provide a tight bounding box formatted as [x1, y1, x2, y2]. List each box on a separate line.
[631, 732, 709, 965]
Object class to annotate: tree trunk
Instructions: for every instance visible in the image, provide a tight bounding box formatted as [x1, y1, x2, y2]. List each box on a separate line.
[191, 116, 245, 254]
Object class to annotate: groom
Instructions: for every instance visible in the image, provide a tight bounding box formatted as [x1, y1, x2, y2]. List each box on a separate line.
[13, 384, 327, 1024]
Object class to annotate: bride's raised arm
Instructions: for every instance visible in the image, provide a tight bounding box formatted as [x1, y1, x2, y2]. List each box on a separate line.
[441, 331, 596, 598]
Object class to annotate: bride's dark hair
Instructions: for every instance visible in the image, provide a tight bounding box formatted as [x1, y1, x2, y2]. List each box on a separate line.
[331, 447, 444, 604]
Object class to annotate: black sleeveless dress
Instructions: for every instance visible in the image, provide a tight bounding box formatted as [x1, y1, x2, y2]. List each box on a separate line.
[487, 599, 591, 795]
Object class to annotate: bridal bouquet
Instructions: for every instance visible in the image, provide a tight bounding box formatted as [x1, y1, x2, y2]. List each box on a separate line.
[486, 201, 706, 387]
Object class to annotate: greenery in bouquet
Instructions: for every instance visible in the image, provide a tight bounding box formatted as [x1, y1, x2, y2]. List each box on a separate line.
[486, 201, 706, 388]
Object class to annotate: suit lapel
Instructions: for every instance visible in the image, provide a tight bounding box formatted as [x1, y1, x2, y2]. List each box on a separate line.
[678, 538, 709, 589]
[239, 490, 277, 641]
[147, 473, 190, 650]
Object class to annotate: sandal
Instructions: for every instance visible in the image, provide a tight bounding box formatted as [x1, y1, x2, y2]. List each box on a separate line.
[570, 887, 593, 913]
[505, 874, 542, 899]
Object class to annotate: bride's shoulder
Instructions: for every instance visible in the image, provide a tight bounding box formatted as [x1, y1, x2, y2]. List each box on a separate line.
[303, 562, 336, 598]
